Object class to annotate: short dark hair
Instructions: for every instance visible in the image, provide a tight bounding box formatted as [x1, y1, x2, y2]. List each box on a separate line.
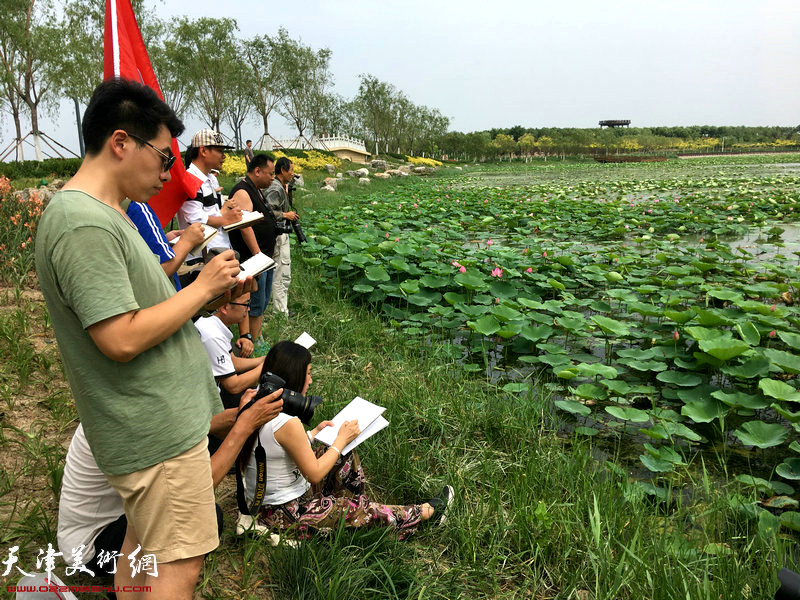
[82, 78, 184, 156]
[262, 341, 310, 394]
[246, 139, 252, 144]
[275, 156, 293, 176]
[183, 145, 199, 169]
[247, 153, 274, 173]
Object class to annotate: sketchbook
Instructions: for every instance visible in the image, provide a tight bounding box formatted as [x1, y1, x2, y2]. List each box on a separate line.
[169, 224, 218, 254]
[222, 210, 265, 232]
[314, 396, 389, 455]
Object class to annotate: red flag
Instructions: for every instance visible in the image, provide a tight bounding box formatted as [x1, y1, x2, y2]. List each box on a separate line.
[103, 0, 201, 226]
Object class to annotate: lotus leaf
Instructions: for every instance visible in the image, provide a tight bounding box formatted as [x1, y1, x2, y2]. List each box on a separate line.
[758, 378, 800, 403]
[469, 316, 500, 336]
[571, 383, 607, 400]
[491, 305, 523, 322]
[574, 426, 599, 436]
[606, 406, 649, 422]
[592, 315, 629, 337]
[352, 284, 374, 293]
[639, 454, 675, 472]
[548, 278, 565, 291]
[681, 398, 728, 423]
[764, 348, 800, 374]
[501, 382, 531, 393]
[496, 323, 523, 338]
[365, 265, 390, 282]
[780, 512, 800, 532]
[602, 379, 631, 396]
[621, 358, 668, 372]
[488, 280, 517, 298]
[656, 371, 703, 386]
[776, 458, 800, 480]
[443, 291, 465, 305]
[419, 275, 449, 288]
[576, 363, 618, 379]
[711, 390, 769, 409]
[303, 257, 323, 267]
[556, 317, 586, 332]
[721, 357, 771, 379]
[554, 399, 591, 417]
[697, 337, 751, 361]
[519, 325, 554, 342]
[407, 289, 441, 307]
[664, 309, 696, 324]
[772, 404, 800, 423]
[763, 496, 799, 509]
[735, 321, 761, 346]
[557, 368, 579, 380]
[778, 331, 800, 350]
[685, 326, 725, 341]
[733, 420, 788, 448]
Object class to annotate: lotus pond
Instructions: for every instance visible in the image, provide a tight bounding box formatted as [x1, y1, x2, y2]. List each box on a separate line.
[299, 156, 800, 523]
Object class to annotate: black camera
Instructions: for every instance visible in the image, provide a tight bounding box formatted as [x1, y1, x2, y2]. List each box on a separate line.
[288, 173, 301, 193]
[274, 221, 293, 235]
[255, 370, 322, 424]
[292, 221, 307, 244]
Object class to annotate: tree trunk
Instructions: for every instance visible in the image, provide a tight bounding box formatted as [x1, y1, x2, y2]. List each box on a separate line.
[27, 99, 42, 161]
[12, 111, 24, 161]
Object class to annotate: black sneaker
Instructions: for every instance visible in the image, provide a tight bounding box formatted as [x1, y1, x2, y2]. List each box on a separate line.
[427, 485, 454, 526]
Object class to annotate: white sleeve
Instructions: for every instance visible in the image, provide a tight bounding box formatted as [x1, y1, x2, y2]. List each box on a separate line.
[178, 199, 209, 225]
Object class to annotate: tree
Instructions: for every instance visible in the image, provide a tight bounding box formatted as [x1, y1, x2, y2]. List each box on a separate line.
[173, 16, 240, 132]
[354, 73, 395, 155]
[518, 133, 536, 160]
[223, 46, 250, 149]
[241, 34, 283, 145]
[490, 133, 516, 160]
[271, 28, 333, 141]
[0, 0, 59, 160]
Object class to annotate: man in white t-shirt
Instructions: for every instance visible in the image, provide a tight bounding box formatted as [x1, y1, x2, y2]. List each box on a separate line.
[194, 292, 265, 407]
[178, 129, 242, 256]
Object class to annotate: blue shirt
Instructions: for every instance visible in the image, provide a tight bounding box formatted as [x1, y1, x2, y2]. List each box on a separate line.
[126, 201, 181, 290]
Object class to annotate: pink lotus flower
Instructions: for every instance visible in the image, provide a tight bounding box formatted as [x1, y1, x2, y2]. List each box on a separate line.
[526, 267, 533, 273]
[543, 251, 548, 258]
[459, 266, 466, 273]
[673, 331, 680, 341]
[386, 232, 390, 238]
[452, 261, 462, 267]
[495, 297, 500, 304]
[395, 237, 399, 242]
[491, 268, 503, 277]
[771, 304, 777, 311]
[487, 239, 493, 246]
[769, 329, 777, 338]
[523, 248, 528, 254]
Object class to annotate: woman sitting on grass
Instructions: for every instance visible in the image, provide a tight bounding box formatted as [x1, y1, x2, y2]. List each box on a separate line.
[241, 341, 452, 539]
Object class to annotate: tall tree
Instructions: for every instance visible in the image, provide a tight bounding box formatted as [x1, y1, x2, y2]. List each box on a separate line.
[223, 42, 250, 149]
[354, 73, 394, 155]
[0, 0, 58, 160]
[241, 34, 283, 145]
[272, 28, 333, 141]
[173, 16, 240, 132]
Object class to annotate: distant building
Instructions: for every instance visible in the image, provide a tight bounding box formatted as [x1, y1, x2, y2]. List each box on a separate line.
[599, 120, 631, 128]
[261, 135, 371, 164]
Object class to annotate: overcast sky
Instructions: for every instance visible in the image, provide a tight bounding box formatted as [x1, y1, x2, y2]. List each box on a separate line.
[6, 0, 800, 157]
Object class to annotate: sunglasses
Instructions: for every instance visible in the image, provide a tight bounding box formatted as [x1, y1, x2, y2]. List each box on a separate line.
[230, 301, 251, 308]
[126, 131, 176, 172]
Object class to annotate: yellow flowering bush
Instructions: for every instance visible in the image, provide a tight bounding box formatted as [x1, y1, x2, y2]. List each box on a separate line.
[220, 155, 247, 177]
[219, 151, 341, 177]
[406, 156, 443, 167]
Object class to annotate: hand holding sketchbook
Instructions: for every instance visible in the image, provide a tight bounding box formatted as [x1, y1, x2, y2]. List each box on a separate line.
[314, 396, 389, 455]
[169, 224, 217, 254]
[222, 210, 264, 232]
[201, 252, 276, 314]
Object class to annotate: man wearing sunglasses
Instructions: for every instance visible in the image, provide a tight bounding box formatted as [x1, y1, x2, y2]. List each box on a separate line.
[35, 79, 275, 600]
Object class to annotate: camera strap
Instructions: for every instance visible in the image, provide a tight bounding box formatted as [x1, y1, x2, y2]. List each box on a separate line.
[234, 402, 268, 516]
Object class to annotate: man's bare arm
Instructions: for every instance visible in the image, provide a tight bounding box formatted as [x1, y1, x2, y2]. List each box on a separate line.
[88, 251, 249, 362]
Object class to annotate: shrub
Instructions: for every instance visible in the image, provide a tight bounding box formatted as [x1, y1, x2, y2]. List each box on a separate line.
[406, 156, 443, 167]
[0, 158, 82, 180]
[0, 177, 41, 287]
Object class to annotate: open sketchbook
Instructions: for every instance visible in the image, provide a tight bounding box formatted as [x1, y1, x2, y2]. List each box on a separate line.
[314, 396, 389, 455]
[201, 253, 277, 313]
[222, 210, 264, 232]
[169, 224, 217, 254]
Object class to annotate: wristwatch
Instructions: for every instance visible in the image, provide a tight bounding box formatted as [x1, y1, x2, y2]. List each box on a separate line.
[240, 333, 253, 341]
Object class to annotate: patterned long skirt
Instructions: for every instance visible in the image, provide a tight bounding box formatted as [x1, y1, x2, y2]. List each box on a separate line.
[257, 447, 423, 540]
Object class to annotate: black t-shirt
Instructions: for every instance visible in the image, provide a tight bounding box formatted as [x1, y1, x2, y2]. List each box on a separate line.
[228, 176, 278, 259]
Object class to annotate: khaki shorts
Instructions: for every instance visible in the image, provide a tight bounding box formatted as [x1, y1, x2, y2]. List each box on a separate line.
[106, 438, 218, 564]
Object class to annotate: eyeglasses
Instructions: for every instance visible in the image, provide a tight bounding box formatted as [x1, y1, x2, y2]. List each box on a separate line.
[230, 301, 251, 308]
[126, 132, 176, 172]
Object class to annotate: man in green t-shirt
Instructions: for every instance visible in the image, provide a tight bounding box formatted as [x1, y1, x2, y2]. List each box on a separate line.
[35, 79, 280, 599]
